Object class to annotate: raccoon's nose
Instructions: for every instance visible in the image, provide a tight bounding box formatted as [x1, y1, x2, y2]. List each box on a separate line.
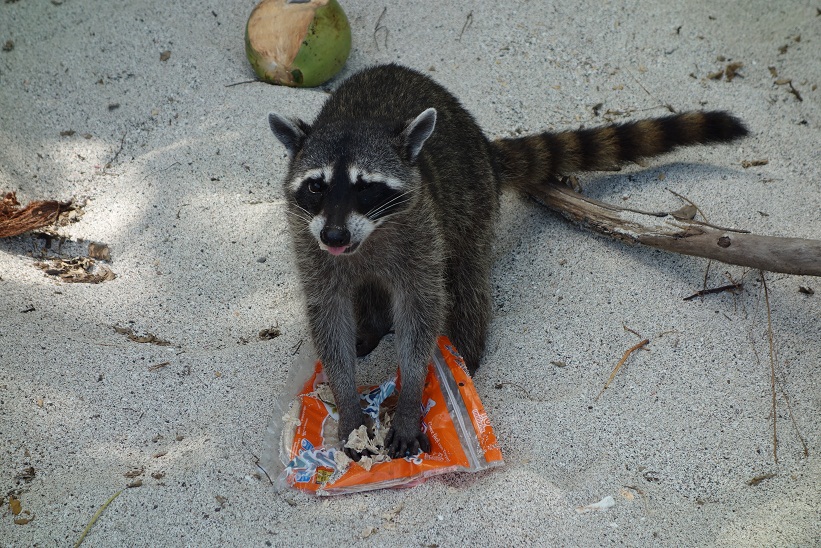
[320, 225, 351, 247]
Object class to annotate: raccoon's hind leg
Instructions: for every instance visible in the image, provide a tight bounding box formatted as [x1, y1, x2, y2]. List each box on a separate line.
[446, 262, 492, 375]
[354, 282, 393, 357]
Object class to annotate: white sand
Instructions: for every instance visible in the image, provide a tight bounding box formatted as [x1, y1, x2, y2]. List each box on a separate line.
[1, 0, 819, 545]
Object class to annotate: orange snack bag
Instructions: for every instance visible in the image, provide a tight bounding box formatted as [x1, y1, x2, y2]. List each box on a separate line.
[260, 336, 503, 495]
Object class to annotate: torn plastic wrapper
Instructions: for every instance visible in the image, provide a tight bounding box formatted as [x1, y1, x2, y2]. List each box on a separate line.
[259, 336, 504, 495]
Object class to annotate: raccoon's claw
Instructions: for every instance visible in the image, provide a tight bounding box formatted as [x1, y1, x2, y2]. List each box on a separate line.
[343, 445, 375, 462]
[384, 425, 430, 459]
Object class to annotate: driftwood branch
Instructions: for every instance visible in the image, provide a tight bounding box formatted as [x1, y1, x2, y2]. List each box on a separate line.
[527, 180, 821, 277]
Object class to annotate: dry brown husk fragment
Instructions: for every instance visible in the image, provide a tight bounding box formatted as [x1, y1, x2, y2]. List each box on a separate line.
[0, 192, 73, 238]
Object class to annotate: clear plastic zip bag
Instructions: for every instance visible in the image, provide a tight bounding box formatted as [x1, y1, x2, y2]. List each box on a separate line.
[259, 336, 504, 495]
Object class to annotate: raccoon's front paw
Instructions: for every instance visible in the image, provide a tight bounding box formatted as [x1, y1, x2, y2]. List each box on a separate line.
[384, 421, 430, 459]
[339, 415, 374, 461]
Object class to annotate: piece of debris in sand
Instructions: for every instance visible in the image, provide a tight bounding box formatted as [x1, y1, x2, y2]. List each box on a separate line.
[113, 325, 172, 346]
[258, 326, 281, 340]
[15, 466, 36, 482]
[741, 159, 769, 169]
[88, 242, 112, 261]
[724, 61, 743, 81]
[0, 192, 73, 238]
[576, 495, 616, 514]
[360, 525, 377, 539]
[747, 472, 776, 486]
[382, 502, 404, 523]
[35, 256, 116, 283]
[9, 495, 22, 515]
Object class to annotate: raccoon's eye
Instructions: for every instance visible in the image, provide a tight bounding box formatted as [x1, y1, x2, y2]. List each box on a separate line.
[353, 177, 372, 192]
[306, 177, 327, 193]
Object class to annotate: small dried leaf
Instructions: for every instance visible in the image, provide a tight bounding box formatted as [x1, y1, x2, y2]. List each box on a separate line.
[16, 466, 36, 481]
[88, 242, 111, 261]
[9, 495, 22, 515]
[160, 50, 171, 62]
[258, 327, 281, 340]
[36, 257, 116, 283]
[114, 325, 171, 346]
[747, 473, 776, 486]
[725, 62, 743, 81]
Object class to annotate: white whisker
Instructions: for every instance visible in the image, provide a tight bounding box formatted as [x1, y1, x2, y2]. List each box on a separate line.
[367, 190, 414, 219]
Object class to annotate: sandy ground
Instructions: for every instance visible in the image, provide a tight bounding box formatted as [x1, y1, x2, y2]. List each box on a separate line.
[1, 0, 819, 546]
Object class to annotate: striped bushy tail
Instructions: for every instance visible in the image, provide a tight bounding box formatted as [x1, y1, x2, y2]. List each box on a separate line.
[491, 111, 748, 192]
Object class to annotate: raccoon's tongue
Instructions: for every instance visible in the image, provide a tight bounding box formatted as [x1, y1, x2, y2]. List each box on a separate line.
[326, 246, 348, 256]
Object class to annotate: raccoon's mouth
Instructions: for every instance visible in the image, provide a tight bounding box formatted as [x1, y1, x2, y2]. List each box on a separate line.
[323, 242, 360, 256]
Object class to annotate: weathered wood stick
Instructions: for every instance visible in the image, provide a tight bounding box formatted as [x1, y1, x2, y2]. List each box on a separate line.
[528, 180, 821, 277]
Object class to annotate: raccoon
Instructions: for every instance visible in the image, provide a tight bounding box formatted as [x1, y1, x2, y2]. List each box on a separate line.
[268, 63, 747, 459]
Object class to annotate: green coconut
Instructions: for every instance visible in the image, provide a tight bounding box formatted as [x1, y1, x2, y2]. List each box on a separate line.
[245, 0, 351, 87]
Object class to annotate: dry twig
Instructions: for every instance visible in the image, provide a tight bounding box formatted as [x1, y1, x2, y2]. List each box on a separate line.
[595, 339, 650, 401]
[683, 282, 743, 301]
[74, 489, 123, 547]
[760, 271, 778, 463]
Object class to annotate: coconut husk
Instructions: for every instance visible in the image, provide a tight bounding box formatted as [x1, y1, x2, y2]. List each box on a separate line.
[0, 192, 72, 238]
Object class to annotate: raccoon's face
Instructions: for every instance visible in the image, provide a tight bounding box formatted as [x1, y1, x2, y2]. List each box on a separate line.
[269, 108, 436, 256]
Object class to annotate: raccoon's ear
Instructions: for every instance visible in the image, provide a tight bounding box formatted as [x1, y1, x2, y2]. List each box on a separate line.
[399, 108, 437, 163]
[268, 112, 310, 157]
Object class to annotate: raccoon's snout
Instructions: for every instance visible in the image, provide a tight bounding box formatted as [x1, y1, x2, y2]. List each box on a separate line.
[320, 225, 351, 248]
[311, 213, 374, 256]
